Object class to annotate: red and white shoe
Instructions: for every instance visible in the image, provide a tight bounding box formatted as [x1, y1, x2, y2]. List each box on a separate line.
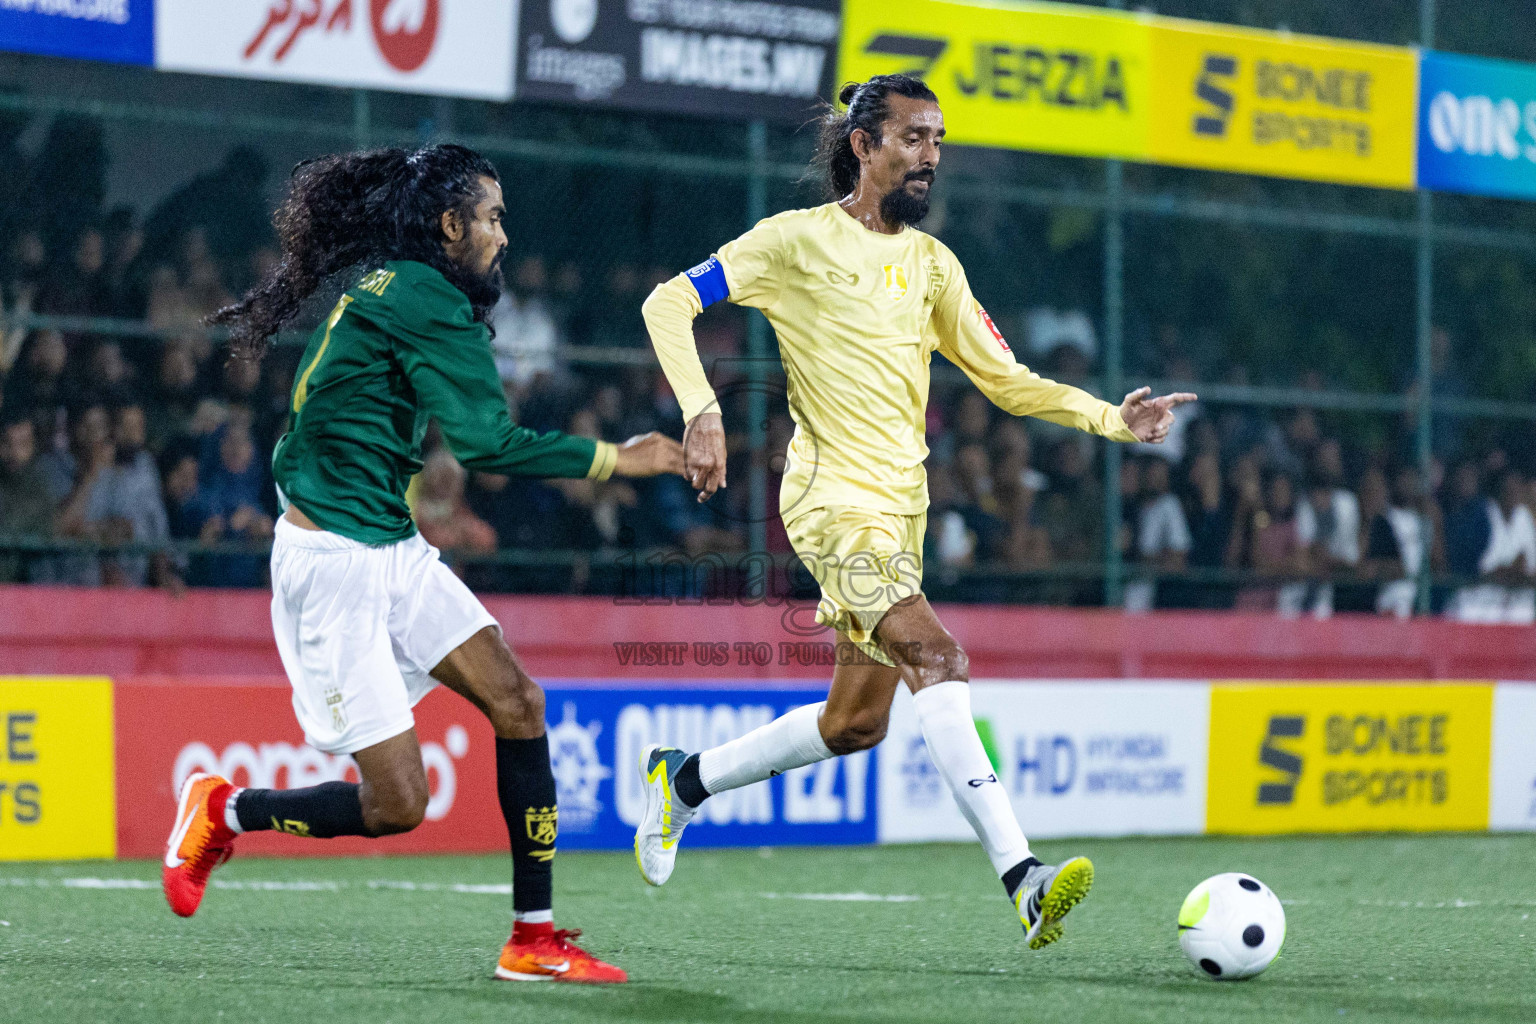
[495, 924, 628, 984]
[162, 773, 238, 918]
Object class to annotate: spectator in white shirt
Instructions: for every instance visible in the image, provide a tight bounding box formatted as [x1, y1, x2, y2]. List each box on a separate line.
[1367, 465, 1432, 619]
[1125, 457, 1190, 612]
[1450, 468, 1536, 623]
[489, 255, 565, 389]
[1295, 465, 1361, 618]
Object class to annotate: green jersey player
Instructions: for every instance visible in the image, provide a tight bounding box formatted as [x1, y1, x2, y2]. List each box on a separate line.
[161, 144, 682, 984]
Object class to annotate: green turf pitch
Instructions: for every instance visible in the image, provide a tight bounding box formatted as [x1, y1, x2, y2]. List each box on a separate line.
[2, 835, 1533, 1024]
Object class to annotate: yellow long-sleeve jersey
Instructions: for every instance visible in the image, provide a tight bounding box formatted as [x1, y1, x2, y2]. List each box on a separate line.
[642, 202, 1137, 517]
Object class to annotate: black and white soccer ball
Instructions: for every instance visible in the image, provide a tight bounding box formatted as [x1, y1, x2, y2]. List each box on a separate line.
[1177, 872, 1286, 980]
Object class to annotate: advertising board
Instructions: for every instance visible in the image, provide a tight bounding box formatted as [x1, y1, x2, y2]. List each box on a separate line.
[878, 681, 1210, 843]
[0, 677, 116, 861]
[0, 0, 153, 66]
[1207, 683, 1493, 834]
[155, 0, 518, 99]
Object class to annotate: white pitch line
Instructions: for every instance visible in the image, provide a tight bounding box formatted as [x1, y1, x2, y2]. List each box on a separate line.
[760, 892, 922, 903]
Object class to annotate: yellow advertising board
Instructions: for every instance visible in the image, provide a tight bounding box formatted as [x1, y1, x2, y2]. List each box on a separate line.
[838, 0, 1152, 159]
[0, 677, 116, 860]
[835, 0, 1419, 189]
[1147, 20, 1418, 189]
[1207, 683, 1492, 835]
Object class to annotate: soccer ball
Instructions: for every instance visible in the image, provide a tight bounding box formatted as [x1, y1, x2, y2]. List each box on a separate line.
[1177, 872, 1286, 980]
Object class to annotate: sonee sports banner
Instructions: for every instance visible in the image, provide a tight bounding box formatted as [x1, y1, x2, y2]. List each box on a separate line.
[1205, 683, 1494, 835]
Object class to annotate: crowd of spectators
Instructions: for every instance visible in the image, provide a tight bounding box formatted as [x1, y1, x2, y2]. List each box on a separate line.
[921, 390, 1536, 621]
[2, 134, 1535, 620]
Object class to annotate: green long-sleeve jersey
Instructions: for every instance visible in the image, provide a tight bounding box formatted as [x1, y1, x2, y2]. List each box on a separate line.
[272, 260, 616, 545]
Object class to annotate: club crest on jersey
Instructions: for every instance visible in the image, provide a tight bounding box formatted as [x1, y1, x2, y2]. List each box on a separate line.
[883, 263, 908, 300]
[525, 805, 558, 845]
[925, 260, 945, 301]
[977, 305, 1010, 351]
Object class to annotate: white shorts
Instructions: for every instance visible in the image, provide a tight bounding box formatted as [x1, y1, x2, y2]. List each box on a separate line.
[270, 517, 499, 754]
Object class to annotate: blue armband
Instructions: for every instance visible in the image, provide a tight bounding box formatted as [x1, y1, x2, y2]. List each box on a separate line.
[685, 257, 729, 308]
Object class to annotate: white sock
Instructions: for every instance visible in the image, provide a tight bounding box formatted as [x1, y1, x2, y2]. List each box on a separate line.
[912, 680, 1032, 877]
[224, 787, 245, 834]
[697, 702, 834, 795]
[514, 909, 553, 924]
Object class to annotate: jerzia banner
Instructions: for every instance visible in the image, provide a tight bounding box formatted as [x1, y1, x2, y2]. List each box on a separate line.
[517, 0, 841, 120]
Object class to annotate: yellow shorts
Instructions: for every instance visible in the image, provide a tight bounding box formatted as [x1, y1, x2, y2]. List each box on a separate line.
[783, 505, 926, 666]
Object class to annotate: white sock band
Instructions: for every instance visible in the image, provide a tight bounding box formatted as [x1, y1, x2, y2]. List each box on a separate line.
[514, 910, 553, 924]
[224, 787, 245, 834]
[911, 680, 1032, 876]
[698, 701, 834, 795]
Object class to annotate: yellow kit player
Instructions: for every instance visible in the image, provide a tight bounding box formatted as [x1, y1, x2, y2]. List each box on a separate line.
[634, 74, 1194, 949]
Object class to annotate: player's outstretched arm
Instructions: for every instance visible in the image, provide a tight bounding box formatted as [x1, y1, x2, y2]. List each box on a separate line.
[1118, 387, 1198, 444]
[612, 431, 686, 478]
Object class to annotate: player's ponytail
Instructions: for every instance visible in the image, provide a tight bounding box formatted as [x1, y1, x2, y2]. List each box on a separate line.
[810, 74, 939, 200]
[211, 143, 499, 360]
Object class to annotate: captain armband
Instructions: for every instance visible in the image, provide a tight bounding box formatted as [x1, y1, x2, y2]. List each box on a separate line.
[684, 257, 729, 308]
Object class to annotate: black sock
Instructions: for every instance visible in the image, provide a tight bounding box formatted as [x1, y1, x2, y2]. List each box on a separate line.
[496, 735, 557, 914]
[234, 782, 369, 838]
[1002, 857, 1044, 901]
[675, 753, 710, 808]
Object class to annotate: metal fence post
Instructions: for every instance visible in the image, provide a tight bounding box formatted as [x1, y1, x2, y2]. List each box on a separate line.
[746, 120, 770, 555]
[1103, 157, 1126, 608]
[352, 89, 371, 149]
[1416, 0, 1437, 614]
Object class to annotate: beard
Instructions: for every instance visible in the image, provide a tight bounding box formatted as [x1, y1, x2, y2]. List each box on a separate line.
[443, 246, 506, 321]
[880, 172, 934, 227]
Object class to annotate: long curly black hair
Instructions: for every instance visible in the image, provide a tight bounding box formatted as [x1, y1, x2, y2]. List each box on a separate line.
[210, 143, 500, 360]
[811, 74, 938, 199]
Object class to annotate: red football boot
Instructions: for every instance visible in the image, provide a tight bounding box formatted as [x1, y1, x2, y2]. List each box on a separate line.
[162, 773, 238, 918]
[495, 924, 628, 984]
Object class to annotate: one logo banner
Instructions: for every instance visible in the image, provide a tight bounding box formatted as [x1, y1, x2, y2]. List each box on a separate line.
[838, 0, 1152, 159]
[1419, 51, 1536, 201]
[1146, 19, 1418, 190]
[518, 0, 842, 121]
[878, 681, 1209, 843]
[0, 677, 116, 861]
[0, 0, 153, 66]
[1207, 683, 1494, 835]
[154, 0, 517, 100]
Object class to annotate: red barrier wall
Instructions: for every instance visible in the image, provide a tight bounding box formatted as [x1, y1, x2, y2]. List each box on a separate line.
[3, 585, 1534, 680]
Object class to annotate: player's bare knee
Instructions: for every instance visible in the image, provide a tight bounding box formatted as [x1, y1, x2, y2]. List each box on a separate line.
[820, 707, 889, 754]
[362, 770, 429, 835]
[376, 790, 428, 835]
[484, 671, 545, 735]
[910, 640, 969, 691]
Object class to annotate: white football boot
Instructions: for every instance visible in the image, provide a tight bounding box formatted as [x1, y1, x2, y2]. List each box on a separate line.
[633, 745, 699, 886]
